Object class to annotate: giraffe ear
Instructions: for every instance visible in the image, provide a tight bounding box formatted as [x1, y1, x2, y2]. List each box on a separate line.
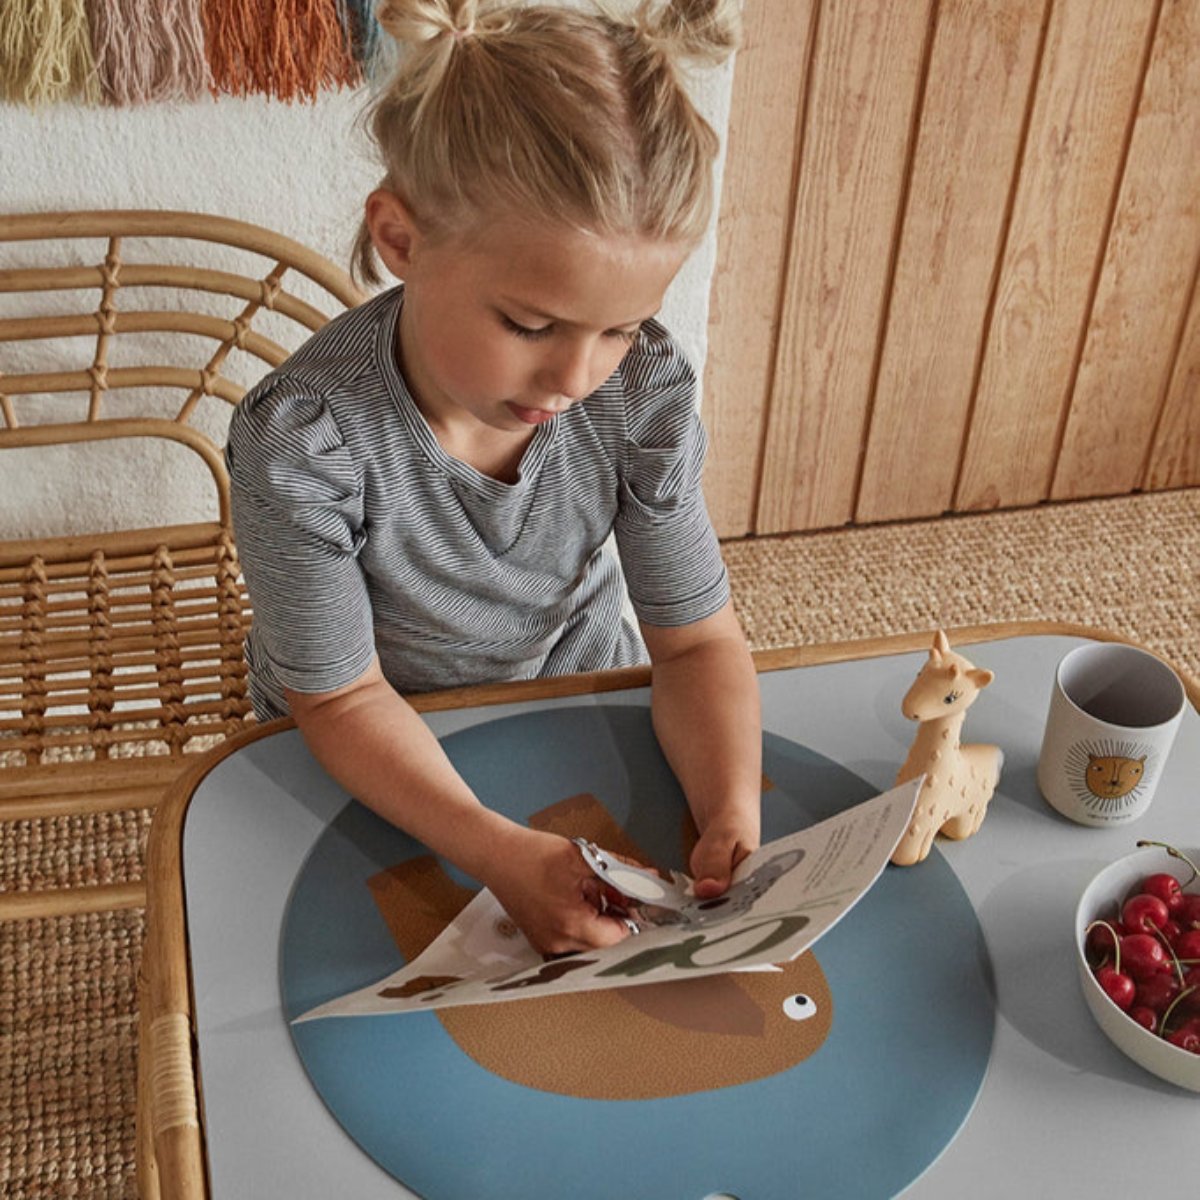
[968, 668, 994, 689]
[930, 629, 951, 665]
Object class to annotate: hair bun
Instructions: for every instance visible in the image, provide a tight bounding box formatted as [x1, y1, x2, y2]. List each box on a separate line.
[632, 0, 741, 66]
[374, 0, 481, 46]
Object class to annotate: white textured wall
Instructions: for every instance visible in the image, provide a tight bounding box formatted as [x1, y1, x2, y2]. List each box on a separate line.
[0, 53, 732, 540]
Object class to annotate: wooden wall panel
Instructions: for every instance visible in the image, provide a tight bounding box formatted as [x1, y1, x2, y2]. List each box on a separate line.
[955, 0, 1157, 513]
[1145, 263, 1200, 490]
[754, 0, 933, 535]
[701, 0, 817, 537]
[855, 0, 1048, 524]
[1053, 0, 1200, 501]
[703, 0, 1200, 539]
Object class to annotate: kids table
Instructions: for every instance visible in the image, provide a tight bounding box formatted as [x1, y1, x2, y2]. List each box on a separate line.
[139, 623, 1200, 1199]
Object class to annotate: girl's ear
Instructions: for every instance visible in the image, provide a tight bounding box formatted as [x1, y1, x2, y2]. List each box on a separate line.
[365, 189, 422, 277]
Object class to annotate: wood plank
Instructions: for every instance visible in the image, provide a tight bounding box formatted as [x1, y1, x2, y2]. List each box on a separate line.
[755, 0, 934, 534]
[1052, 0, 1200, 501]
[701, 0, 818, 537]
[0, 879, 146, 921]
[0, 753, 188, 800]
[955, 0, 1156, 512]
[855, 0, 1048, 525]
[0, 784, 165, 821]
[1145, 256, 1200, 490]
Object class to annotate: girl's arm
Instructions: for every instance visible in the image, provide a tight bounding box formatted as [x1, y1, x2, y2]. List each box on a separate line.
[285, 659, 631, 955]
[641, 600, 763, 897]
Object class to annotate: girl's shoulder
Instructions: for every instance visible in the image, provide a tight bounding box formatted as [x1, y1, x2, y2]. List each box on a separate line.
[228, 288, 403, 463]
[612, 317, 700, 442]
[233, 289, 402, 424]
[271, 286, 402, 393]
[621, 316, 694, 380]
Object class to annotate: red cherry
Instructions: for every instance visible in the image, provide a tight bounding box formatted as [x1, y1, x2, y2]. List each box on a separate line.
[1174, 930, 1200, 961]
[1128, 1005, 1158, 1033]
[1166, 1026, 1200, 1053]
[1135, 972, 1180, 1014]
[1095, 965, 1136, 1011]
[1085, 920, 1125, 963]
[1140, 872, 1184, 912]
[1122, 893, 1170, 934]
[1178, 895, 1200, 928]
[1120, 933, 1167, 981]
[1177, 974, 1200, 1016]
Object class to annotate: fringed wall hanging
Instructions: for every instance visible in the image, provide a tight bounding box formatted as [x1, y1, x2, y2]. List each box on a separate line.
[0, 0, 386, 107]
[88, 0, 210, 105]
[0, 0, 101, 105]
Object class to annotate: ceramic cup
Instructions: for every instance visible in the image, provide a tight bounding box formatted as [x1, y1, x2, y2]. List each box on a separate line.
[1037, 642, 1186, 826]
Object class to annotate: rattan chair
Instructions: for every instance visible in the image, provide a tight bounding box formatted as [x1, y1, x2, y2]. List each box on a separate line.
[0, 210, 363, 1196]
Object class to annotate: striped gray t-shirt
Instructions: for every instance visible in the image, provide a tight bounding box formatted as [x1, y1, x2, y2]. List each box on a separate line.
[226, 286, 729, 719]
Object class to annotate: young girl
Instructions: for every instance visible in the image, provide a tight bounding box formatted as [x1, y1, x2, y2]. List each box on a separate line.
[227, 0, 761, 955]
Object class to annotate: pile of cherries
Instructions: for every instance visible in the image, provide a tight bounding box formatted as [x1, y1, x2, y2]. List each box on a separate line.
[1085, 841, 1200, 1054]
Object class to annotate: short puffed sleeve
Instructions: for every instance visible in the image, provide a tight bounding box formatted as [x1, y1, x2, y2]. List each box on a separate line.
[226, 379, 376, 710]
[613, 324, 729, 627]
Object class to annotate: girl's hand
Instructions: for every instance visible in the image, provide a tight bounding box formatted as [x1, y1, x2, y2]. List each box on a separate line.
[480, 826, 635, 956]
[690, 818, 758, 900]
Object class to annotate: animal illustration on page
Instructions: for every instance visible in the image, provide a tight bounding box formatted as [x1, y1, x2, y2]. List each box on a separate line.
[367, 790, 833, 1100]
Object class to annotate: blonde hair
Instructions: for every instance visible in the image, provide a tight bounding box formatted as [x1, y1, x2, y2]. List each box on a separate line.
[353, 0, 740, 284]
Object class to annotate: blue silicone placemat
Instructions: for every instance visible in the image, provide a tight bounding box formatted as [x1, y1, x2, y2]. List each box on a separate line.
[281, 704, 993, 1200]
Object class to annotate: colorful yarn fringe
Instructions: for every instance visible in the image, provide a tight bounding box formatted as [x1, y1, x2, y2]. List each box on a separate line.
[340, 0, 391, 81]
[0, 0, 100, 105]
[0, 0, 385, 106]
[89, 0, 209, 104]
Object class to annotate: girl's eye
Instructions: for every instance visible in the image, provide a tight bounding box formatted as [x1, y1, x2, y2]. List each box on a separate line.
[501, 314, 552, 340]
[606, 325, 642, 345]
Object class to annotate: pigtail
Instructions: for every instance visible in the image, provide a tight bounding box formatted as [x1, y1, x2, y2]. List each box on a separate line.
[374, 0, 474, 43]
[629, 0, 741, 67]
[606, 0, 737, 240]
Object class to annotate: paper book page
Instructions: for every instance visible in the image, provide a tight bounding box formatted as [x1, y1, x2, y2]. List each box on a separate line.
[296, 777, 922, 1022]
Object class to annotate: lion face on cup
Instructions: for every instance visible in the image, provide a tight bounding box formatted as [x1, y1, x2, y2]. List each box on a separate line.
[1085, 753, 1146, 799]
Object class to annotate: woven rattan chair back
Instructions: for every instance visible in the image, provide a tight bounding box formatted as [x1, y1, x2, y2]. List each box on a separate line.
[0, 211, 364, 771]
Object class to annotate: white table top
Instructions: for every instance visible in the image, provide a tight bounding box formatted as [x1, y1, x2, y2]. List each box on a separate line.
[182, 633, 1200, 1198]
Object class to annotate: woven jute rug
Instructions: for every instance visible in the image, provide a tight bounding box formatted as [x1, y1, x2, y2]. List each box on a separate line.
[724, 488, 1198, 682]
[1, 488, 1196, 1199]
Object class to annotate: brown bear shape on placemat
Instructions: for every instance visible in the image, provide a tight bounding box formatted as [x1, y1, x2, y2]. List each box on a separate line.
[368, 790, 833, 1100]
[892, 630, 1003, 866]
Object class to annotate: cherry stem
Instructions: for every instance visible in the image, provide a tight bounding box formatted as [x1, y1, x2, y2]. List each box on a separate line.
[1153, 924, 1187, 985]
[1159, 984, 1198, 1037]
[1086, 919, 1123, 975]
[1136, 840, 1199, 889]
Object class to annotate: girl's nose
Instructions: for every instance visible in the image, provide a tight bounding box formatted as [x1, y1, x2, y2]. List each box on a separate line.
[540, 338, 596, 402]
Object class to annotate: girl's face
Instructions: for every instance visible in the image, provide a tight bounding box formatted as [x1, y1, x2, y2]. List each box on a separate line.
[372, 199, 690, 447]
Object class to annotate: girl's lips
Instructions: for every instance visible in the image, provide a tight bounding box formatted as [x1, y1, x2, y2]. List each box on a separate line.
[508, 403, 559, 426]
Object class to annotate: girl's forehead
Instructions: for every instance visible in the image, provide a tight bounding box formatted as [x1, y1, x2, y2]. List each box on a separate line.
[452, 218, 690, 323]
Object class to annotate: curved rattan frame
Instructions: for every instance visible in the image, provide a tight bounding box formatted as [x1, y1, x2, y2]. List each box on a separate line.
[0, 210, 365, 523]
[0, 210, 366, 776]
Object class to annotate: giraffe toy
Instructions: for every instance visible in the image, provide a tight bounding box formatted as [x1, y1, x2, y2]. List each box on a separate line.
[891, 630, 1003, 866]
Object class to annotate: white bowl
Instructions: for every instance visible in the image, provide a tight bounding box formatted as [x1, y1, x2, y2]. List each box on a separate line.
[1075, 844, 1200, 1092]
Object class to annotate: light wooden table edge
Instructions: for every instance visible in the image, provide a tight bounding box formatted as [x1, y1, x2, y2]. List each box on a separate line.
[136, 619, 1199, 1199]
